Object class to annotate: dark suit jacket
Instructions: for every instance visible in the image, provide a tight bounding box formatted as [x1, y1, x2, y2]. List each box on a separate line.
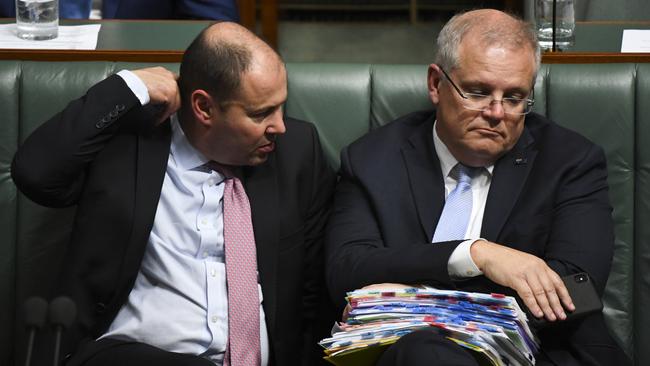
[102, 0, 239, 20]
[11, 75, 335, 365]
[325, 110, 628, 365]
[1, 0, 238, 19]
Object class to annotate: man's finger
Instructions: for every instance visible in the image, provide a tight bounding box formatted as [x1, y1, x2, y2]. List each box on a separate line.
[549, 269, 575, 312]
[526, 274, 556, 321]
[342, 304, 351, 322]
[538, 272, 566, 320]
[514, 280, 543, 319]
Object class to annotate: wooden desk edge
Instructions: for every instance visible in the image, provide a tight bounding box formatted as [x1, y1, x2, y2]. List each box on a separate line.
[542, 52, 650, 63]
[0, 49, 185, 62]
[0, 50, 649, 63]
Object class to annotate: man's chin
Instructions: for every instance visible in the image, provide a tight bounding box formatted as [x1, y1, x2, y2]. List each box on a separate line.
[460, 145, 507, 166]
[247, 153, 270, 166]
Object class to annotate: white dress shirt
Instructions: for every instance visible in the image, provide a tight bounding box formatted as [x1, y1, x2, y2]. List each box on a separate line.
[101, 71, 270, 365]
[433, 122, 494, 279]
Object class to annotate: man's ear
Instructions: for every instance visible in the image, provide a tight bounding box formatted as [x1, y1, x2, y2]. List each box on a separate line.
[190, 90, 216, 127]
[427, 63, 443, 105]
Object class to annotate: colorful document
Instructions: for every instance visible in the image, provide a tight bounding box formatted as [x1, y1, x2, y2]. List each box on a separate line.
[320, 287, 539, 366]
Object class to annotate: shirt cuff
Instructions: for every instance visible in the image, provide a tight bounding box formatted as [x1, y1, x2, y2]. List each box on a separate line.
[117, 69, 150, 106]
[448, 239, 484, 279]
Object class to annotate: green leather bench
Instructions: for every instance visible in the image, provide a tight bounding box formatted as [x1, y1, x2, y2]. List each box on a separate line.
[1, 61, 648, 365]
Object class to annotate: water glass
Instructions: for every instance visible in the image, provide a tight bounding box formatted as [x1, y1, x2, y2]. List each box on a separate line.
[535, 0, 575, 50]
[15, 0, 59, 40]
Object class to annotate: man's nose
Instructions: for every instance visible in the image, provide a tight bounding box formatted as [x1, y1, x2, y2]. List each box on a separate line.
[482, 99, 506, 121]
[266, 108, 286, 135]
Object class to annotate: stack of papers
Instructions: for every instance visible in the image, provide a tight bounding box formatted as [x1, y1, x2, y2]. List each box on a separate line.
[320, 287, 539, 366]
[0, 24, 101, 50]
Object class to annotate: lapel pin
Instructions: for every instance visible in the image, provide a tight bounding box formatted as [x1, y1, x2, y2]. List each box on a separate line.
[514, 157, 528, 165]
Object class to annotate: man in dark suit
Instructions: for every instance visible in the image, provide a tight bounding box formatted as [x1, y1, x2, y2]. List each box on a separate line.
[12, 22, 334, 366]
[325, 9, 629, 366]
[101, 0, 239, 21]
[1, 0, 238, 20]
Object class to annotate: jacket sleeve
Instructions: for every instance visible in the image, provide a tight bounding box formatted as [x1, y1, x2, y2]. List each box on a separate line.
[11, 74, 144, 208]
[325, 146, 461, 307]
[299, 124, 338, 365]
[544, 144, 614, 295]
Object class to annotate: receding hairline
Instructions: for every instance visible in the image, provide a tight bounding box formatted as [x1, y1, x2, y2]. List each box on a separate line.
[435, 9, 540, 83]
[202, 22, 283, 67]
[463, 10, 534, 47]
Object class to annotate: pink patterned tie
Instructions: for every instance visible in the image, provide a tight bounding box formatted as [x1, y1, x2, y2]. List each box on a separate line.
[211, 163, 261, 366]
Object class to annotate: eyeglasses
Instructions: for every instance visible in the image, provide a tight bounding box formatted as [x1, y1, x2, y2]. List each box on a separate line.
[440, 68, 535, 115]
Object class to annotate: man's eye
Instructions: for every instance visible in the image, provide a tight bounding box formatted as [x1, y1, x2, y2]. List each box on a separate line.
[467, 92, 489, 100]
[468, 90, 489, 97]
[505, 93, 525, 100]
[250, 111, 271, 120]
[503, 98, 523, 106]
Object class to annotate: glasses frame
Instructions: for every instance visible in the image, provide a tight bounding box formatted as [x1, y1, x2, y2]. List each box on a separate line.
[439, 67, 535, 116]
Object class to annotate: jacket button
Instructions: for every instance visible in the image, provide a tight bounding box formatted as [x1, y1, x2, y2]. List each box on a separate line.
[95, 302, 106, 314]
[95, 122, 104, 129]
[109, 110, 119, 117]
[116, 104, 125, 111]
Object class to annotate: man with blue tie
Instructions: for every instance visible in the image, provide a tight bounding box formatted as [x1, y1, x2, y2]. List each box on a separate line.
[12, 22, 334, 366]
[325, 9, 629, 366]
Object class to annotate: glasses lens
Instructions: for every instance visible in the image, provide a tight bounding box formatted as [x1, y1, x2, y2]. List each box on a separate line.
[503, 98, 526, 114]
[463, 94, 490, 110]
[462, 94, 532, 115]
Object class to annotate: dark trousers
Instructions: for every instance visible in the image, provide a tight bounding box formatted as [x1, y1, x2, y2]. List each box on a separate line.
[375, 327, 630, 366]
[376, 329, 480, 366]
[66, 338, 215, 366]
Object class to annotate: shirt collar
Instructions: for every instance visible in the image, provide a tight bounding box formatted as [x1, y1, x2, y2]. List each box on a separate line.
[432, 120, 494, 177]
[170, 114, 210, 171]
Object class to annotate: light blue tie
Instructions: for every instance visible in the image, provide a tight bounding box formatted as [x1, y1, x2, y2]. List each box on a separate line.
[432, 164, 477, 242]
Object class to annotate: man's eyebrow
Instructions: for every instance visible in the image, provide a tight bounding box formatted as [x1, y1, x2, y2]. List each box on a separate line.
[505, 87, 532, 96]
[248, 106, 274, 115]
[459, 80, 530, 95]
[458, 79, 491, 89]
[246, 103, 284, 115]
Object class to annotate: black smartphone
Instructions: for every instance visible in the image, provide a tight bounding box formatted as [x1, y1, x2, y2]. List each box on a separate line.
[528, 272, 603, 329]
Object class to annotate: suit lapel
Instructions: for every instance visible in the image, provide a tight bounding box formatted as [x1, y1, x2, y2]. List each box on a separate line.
[401, 116, 445, 242]
[243, 155, 280, 333]
[123, 122, 172, 277]
[482, 126, 537, 241]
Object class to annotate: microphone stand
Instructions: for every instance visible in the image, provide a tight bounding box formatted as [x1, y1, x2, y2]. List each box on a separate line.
[23, 297, 48, 366]
[48, 297, 77, 366]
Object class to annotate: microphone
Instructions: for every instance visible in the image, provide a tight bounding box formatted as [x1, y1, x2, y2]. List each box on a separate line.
[48, 296, 77, 366]
[23, 297, 48, 366]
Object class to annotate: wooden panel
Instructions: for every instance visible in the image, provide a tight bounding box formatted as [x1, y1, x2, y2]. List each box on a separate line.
[542, 52, 650, 64]
[261, 0, 278, 49]
[0, 49, 185, 62]
[239, 0, 256, 31]
[1, 50, 649, 63]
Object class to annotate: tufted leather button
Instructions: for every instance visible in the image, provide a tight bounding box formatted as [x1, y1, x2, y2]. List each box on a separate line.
[95, 302, 106, 314]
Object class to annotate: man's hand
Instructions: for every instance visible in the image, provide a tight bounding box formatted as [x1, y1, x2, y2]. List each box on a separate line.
[132, 67, 181, 124]
[471, 240, 575, 322]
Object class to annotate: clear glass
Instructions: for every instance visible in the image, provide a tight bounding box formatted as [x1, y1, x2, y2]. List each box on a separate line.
[440, 68, 534, 116]
[535, 0, 575, 51]
[15, 0, 58, 40]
